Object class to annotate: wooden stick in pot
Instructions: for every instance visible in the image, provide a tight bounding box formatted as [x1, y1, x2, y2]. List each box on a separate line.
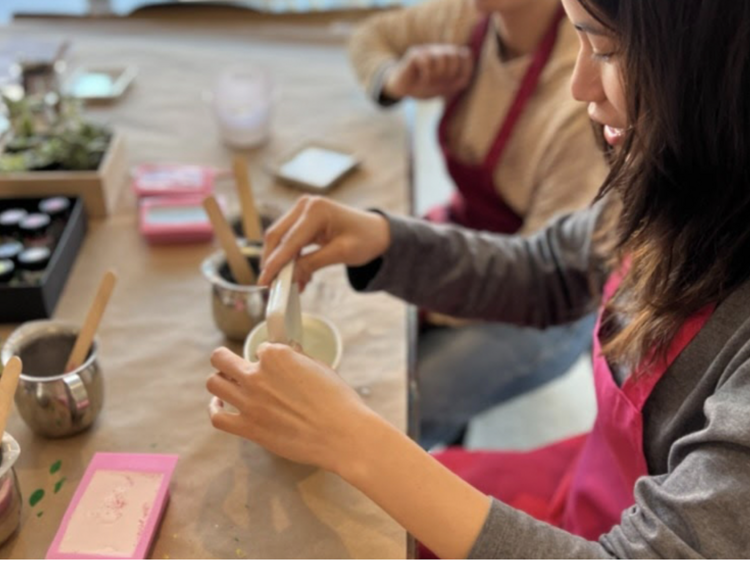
[0, 356, 22, 438]
[232, 156, 263, 242]
[202, 195, 256, 286]
[66, 270, 117, 372]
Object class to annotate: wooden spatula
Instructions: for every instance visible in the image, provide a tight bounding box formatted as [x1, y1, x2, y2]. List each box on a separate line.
[66, 270, 117, 372]
[0, 356, 22, 438]
[266, 260, 303, 348]
[202, 195, 256, 285]
[232, 156, 263, 242]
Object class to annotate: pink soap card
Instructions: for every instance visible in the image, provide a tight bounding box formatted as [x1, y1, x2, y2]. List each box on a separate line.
[47, 453, 178, 560]
[138, 195, 217, 244]
[131, 164, 216, 199]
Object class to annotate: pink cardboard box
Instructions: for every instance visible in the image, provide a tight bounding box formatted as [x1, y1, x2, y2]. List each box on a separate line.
[46, 453, 178, 559]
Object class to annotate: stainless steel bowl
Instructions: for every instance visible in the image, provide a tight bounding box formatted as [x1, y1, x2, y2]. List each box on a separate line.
[0, 433, 21, 546]
[1, 321, 103, 438]
[201, 242, 268, 341]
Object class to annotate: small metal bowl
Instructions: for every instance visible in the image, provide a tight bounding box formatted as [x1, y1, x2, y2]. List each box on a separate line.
[201, 241, 268, 341]
[1, 321, 103, 438]
[230, 210, 278, 240]
[0, 433, 21, 546]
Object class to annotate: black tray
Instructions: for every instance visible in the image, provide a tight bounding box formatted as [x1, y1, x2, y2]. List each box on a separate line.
[0, 196, 87, 322]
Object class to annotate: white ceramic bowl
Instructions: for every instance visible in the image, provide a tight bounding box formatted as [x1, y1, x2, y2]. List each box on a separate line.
[243, 313, 342, 370]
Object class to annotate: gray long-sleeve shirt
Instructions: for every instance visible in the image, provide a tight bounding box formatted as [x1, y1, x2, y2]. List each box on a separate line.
[348, 202, 750, 558]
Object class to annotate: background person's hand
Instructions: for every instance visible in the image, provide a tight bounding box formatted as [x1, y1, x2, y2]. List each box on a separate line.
[259, 196, 391, 289]
[383, 44, 473, 100]
[207, 345, 374, 473]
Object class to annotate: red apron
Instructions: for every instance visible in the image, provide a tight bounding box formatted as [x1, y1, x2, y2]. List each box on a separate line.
[425, 7, 565, 234]
[427, 267, 715, 553]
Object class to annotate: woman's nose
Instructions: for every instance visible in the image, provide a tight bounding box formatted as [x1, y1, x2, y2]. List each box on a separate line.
[570, 51, 606, 104]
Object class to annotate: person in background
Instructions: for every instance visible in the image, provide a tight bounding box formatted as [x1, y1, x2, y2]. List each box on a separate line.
[349, 0, 608, 448]
[207, 0, 750, 557]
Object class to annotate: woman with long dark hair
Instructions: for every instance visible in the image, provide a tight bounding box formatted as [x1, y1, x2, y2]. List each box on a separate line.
[206, 0, 750, 557]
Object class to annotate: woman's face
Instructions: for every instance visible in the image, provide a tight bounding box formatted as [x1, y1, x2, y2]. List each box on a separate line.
[561, 0, 628, 147]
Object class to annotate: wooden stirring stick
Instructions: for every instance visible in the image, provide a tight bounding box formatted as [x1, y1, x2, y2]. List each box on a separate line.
[66, 270, 117, 372]
[0, 356, 22, 438]
[232, 156, 263, 242]
[202, 196, 256, 286]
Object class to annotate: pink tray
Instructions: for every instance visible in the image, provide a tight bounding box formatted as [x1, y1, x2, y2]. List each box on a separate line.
[46, 453, 178, 559]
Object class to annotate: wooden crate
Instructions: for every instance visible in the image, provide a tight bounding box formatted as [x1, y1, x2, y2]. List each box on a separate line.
[0, 133, 127, 218]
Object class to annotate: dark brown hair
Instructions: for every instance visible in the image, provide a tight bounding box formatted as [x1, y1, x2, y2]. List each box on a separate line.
[580, 0, 750, 369]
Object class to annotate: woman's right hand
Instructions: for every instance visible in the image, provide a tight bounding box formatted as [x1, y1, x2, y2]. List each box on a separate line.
[383, 44, 473, 100]
[259, 196, 391, 288]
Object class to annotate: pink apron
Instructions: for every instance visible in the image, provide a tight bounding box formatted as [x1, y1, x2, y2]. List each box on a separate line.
[425, 7, 565, 234]
[424, 267, 715, 556]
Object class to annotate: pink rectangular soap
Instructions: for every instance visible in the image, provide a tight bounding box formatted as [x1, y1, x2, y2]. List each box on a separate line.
[46, 453, 178, 560]
[131, 164, 215, 199]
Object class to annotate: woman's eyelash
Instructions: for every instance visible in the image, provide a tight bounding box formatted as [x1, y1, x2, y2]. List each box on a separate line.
[591, 51, 614, 62]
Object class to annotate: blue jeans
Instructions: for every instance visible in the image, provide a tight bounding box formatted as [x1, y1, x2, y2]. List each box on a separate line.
[417, 314, 596, 449]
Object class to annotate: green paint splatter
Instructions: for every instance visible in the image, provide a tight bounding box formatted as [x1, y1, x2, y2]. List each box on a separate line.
[150, 443, 158, 449]
[37, 511, 44, 518]
[29, 489, 45, 507]
[54, 477, 67, 494]
[234, 537, 240, 543]
[50, 460, 62, 474]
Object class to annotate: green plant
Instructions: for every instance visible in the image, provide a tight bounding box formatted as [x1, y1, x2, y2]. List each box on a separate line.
[0, 95, 112, 173]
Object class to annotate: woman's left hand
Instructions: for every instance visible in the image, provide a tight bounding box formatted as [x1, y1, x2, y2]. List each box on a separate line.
[207, 345, 373, 474]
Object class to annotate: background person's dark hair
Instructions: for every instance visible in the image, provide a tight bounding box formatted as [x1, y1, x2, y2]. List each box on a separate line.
[580, 0, 750, 369]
